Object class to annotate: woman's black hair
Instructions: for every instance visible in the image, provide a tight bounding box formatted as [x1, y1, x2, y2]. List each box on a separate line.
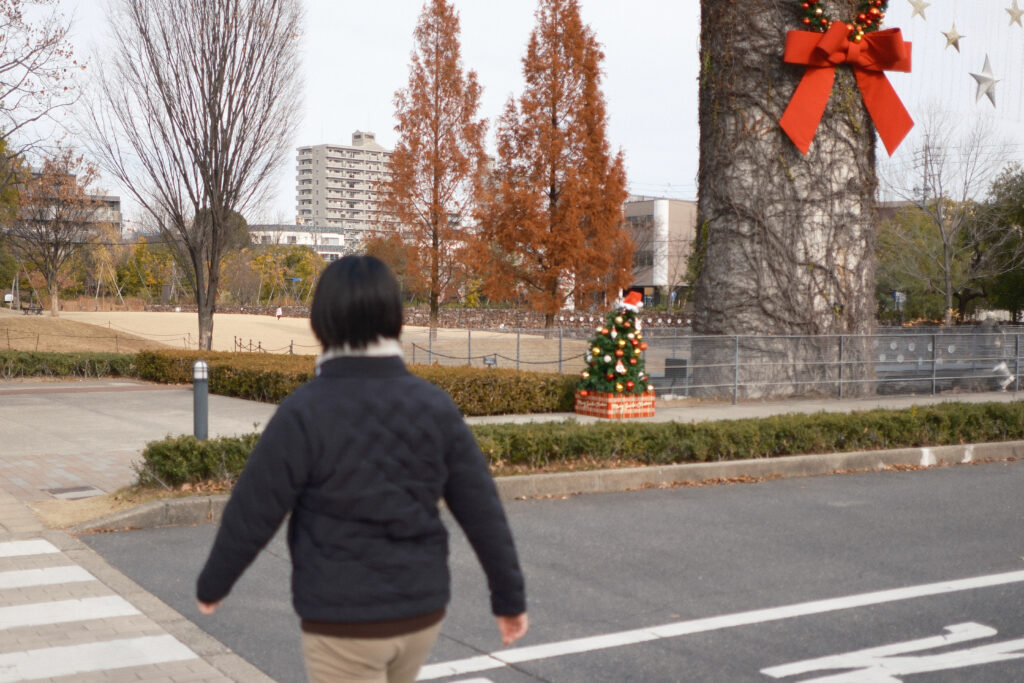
[310, 255, 403, 349]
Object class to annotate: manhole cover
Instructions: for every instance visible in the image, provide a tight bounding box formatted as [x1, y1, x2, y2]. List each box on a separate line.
[46, 486, 104, 500]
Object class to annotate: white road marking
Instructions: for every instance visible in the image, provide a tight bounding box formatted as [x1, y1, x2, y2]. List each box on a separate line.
[416, 569, 1024, 680]
[0, 540, 59, 558]
[762, 622, 1024, 682]
[0, 596, 140, 630]
[0, 565, 95, 589]
[0, 634, 197, 681]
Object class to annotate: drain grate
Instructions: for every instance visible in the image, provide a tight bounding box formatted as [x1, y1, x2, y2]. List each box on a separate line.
[46, 486, 104, 500]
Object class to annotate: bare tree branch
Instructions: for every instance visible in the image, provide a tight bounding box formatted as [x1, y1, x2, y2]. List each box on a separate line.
[79, 0, 302, 349]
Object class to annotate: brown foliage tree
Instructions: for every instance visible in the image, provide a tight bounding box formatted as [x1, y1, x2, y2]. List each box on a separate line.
[362, 231, 429, 303]
[6, 148, 102, 315]
[477, 0, 631, 327]
[82, 0, 302, 349]
[381, 0, 487, 327]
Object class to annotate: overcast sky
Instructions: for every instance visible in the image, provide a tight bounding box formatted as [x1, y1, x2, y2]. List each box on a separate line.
[57, 0, 1024, 225]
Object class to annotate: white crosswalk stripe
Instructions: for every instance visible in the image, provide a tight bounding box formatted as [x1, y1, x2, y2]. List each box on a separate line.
[0, 565, 94, 590]
[0, 538, 200, 680]
[0, 635, 197, 682]
[0, 540, 59, 558]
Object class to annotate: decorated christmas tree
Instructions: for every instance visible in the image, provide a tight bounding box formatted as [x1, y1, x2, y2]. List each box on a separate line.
[577, 291, 654, 397]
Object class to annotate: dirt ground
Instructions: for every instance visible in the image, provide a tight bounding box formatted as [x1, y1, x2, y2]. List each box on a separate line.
[1, 307, 588, 371]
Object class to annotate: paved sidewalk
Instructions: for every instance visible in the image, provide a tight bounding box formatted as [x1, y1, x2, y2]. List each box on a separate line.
[0, 381, 277, 681]
[0, 380, 277, 502]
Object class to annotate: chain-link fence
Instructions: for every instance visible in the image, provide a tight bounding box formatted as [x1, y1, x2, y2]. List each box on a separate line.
[388, 325, 1023, 403]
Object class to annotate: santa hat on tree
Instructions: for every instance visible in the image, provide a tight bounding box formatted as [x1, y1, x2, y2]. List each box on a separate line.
[619, 290, 643, 312]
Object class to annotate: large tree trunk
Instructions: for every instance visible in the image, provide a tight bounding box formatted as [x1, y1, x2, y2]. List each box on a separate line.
[692, 0, 878, 399]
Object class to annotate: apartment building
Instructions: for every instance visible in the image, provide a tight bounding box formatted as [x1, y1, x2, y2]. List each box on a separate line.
[296, 131, 393, 236]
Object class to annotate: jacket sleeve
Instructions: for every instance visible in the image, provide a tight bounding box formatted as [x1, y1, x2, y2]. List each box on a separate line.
[442, 413, 526, 616]
[196, 402, 311, 604]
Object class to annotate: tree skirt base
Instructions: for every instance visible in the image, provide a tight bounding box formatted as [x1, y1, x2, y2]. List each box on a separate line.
[574, 391, 655, 419]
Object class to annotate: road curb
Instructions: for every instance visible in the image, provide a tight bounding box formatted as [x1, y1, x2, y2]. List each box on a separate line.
[71, 440, 1024, 534]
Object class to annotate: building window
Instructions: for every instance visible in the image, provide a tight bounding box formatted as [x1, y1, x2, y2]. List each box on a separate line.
[633, 251, 654, 268]
[287, 236, 297, 244]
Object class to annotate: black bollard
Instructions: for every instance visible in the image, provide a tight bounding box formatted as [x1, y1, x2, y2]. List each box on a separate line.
[193, 360, 209, 441]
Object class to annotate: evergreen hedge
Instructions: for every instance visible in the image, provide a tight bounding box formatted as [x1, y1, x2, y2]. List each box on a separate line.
[133, 350, 575, 415]
[136, 401, 1024, 487]
[0, 351, 136, 379]
[3, 349, 575, 415]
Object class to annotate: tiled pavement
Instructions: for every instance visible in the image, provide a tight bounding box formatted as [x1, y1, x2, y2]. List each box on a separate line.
[0, 382, 278, 681]
[0, 489, 272, 682]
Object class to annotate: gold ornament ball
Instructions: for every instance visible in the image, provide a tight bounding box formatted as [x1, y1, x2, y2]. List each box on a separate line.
[617, 338, 626, 347]
[615, 382, 624, 393]
[592, 346, 601, 355]
[614, 315, 624, 325]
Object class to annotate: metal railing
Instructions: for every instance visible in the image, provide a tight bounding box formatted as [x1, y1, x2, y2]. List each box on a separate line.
[640, 328, 1021, 403]
[222, 324, 1023, 404]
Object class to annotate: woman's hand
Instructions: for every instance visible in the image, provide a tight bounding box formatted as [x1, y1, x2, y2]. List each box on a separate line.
[497, 612, 529, 646]
[197, 600, 222, 615]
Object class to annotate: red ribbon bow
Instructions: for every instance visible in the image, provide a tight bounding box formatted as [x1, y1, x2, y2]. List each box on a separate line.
[780, 22, 913, 156]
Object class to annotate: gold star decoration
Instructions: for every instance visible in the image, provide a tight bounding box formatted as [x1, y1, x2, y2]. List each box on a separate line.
[1009, 0, 1024, 28]
[970, 55, 999, 107]
[908, 0, 931, 20]
[942, 24, 965, 52]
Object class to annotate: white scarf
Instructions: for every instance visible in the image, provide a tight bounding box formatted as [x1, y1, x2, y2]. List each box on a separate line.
[315, 338, 404, 371]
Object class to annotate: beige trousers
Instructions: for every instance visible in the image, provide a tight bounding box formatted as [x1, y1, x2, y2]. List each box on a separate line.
[301, 620, 443, 683]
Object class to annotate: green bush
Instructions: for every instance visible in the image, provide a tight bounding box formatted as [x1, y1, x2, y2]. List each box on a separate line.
[0, 351, 136, 379]
[135, 350, 315, 403]
[134, 350, 574, 415]
[135, 400, 1024, 486]
[410, 365, 575, 415]
[136, 433, 261, 488]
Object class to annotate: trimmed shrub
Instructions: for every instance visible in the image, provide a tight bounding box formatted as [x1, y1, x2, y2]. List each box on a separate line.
[134, 350, 574, 415]
[136, 433, 261, 488]
[135, 400, 1024, 486]
[410, 365, 575, 415]
[0, 351, 136, 379]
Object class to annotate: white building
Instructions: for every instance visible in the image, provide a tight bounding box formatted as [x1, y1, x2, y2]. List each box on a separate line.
[248, 224, 357, 263]
[296, 131, 393, 237]
[624, 196, 697, 307]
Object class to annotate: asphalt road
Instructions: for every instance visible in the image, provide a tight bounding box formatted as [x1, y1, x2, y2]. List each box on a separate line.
[82, 461, 1024, 682]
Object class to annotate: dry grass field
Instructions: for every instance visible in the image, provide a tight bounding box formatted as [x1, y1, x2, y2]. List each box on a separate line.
[0, 306, 589, 372]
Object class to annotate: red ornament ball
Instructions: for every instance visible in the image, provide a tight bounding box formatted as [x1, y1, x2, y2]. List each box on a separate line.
[579, 390, 588, 397]
[606, 373, 615, 381]
[626, 380, 635, 390]
[615, 349, 624, 358]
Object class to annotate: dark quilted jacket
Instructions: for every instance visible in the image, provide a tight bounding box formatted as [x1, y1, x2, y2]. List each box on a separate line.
[196, 356, 526, 622]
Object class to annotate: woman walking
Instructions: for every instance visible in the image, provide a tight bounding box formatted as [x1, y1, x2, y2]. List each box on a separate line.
[196, 255, 527, 682]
